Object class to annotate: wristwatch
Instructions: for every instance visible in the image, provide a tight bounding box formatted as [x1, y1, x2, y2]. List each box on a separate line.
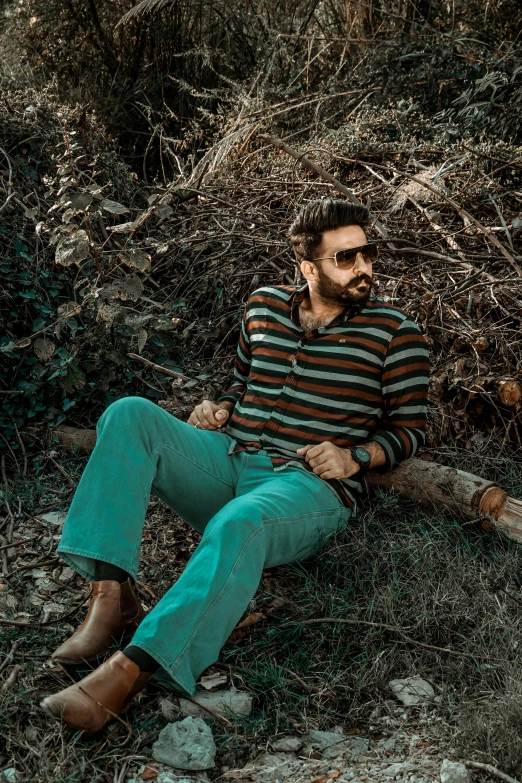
[349, 446, 372, 474]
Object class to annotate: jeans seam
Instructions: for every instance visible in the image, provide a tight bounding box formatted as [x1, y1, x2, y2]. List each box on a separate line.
[159, 525, 263, 671]
[263, 507, 341, 526]
[151, 444, 236, 488]
[232, 451, 248, 493]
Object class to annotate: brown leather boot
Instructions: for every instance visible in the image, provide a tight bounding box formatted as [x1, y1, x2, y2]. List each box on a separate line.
[52, 578, 145, 665]
[40, 651, 151, 732]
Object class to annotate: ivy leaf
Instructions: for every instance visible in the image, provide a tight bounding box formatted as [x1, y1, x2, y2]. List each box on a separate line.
[55, 230, 90, 266]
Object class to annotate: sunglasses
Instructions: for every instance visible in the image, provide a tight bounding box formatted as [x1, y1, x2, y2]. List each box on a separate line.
[311, 242, 380, 270]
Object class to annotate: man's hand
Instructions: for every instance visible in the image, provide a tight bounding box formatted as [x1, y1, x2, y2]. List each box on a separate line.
[188, 400, 234, 430]
[296, 442, 359, 480]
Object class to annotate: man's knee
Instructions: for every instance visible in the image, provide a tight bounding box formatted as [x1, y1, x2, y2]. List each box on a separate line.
[98, 395, 162, 431]
[205, 501, 264, 541]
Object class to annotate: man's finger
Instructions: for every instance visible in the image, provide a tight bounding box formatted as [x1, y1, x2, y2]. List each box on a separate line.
[296, 445, 313, 455]
[201, 400, 220, 424]
[303, 444, 328, 461]
[318, 468, 340, 480]
[312, 459, 334, 474]
[308, 454, 329, 468]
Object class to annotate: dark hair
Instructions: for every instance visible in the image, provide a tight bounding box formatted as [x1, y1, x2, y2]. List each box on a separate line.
[288, 198, 370, 262]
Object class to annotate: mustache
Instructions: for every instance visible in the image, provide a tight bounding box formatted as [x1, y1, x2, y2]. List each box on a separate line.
[347, 274, 373, 288]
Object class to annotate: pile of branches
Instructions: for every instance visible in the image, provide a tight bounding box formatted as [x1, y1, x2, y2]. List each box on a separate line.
[1, 85, 522, 471]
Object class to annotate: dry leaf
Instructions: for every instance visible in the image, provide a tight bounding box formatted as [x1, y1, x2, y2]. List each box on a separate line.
[100, 198, 129, 215]
[34, 338, 55, 361]
[109, 221, 135, 233]
[69, 192, 93, 211]
[119, 250, 151, 273]
[199, 671, 228, 690]
[99, 274, 144, 302]
[14, 337, 32, 349]
[228, 612, 265, 642]
[55, 229, 90, 266]
[140, 765, 159, 781]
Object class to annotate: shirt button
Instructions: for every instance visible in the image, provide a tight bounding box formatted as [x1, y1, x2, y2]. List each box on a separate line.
[276, 406, 281, 412]
[290, 375, 295, 380]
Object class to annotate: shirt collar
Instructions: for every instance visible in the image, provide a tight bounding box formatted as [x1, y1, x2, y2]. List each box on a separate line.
[290, 282, 362, 327]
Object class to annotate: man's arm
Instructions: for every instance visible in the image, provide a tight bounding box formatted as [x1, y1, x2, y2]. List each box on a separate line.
[370, 317, 430, 470]
[297, 440, 386, 480]
[297, 318, 429, 479]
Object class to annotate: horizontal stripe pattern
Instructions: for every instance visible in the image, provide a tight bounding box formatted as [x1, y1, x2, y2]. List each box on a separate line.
[217, 284, 430, 509]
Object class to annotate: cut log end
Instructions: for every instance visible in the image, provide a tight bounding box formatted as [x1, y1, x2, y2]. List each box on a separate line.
[53, 425, 97, 453]
[497, 379, 522, 407]
[479, 486, 508, 519]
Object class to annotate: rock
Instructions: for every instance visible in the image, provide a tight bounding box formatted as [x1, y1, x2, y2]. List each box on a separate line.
[271, 736, 303, 753]
[2, 770, 19, 783]
[178, 689, 252, 719]
[389, 677, 435, 707]
[306, 730, 370, 760]
[151, 717, 216, 770]
[382, 762, 417, 777]
[39, 511, 67, 527]
[440, 760, 470, 783]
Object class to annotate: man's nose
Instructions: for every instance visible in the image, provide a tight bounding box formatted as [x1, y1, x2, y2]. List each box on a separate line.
[353, 252, 370, 274]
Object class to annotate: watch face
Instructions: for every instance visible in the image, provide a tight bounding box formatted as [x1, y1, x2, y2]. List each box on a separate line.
[354, 447, 371, 467]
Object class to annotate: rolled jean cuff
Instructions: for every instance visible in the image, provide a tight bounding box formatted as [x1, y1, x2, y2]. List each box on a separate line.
[56, 546, 138, 583]
[131, 640, 196, 696]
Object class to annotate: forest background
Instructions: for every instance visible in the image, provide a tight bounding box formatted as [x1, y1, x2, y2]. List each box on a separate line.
[1, 0, 522, 781]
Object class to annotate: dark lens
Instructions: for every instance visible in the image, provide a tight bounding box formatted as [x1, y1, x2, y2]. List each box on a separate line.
[366, 243, 379, 259]
[335, 249, 357, 268]
[335, 244, 377, 268]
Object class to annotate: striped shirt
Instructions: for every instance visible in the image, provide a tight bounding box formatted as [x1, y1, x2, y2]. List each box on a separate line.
[217, 283, 430, 510]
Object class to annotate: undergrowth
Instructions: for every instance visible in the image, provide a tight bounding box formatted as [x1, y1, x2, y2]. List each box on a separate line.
[3, 454, 522, 779]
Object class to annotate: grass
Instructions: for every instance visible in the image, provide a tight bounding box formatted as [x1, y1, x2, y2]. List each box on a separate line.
[2, 450, 522, 779]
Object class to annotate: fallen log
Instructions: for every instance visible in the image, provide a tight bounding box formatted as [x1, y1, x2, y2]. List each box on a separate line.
[366, 458, 522, 544]
[53, 425, 97, 454]
[51, 425, 522, 544]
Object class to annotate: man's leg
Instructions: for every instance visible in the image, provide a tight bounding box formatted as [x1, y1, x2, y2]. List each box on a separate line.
[57, 395, 241, 581]
[41, 450, 350, 731]
[52, 395, 242, 665]
[130, 451, 351, 696]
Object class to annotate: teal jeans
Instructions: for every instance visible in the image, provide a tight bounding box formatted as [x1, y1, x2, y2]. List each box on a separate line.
[57, 397, 352, 695]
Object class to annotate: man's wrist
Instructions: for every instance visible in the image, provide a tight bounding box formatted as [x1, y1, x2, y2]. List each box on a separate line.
[217, 400, 235, 413]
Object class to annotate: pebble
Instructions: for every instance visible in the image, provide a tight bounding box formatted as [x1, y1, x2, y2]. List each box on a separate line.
[271, 736, 303, 752]
[440, 760, 470, 783]
[151, 717, 216, 770]
[389, 678, 435, 707]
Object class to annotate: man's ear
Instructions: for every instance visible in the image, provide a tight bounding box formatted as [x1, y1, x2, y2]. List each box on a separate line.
[300, 259, 318, 282]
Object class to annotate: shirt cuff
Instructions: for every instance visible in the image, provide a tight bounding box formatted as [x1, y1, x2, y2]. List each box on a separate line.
[371, 430, 407, 472]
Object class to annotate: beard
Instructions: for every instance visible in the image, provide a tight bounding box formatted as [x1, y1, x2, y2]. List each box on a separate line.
[316, 267, 373, 306]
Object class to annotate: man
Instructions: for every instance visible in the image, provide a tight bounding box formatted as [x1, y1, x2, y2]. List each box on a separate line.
[41, 198, 430, 732]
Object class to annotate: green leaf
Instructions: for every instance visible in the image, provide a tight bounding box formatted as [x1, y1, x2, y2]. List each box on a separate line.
[32, 318, 46, 332]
